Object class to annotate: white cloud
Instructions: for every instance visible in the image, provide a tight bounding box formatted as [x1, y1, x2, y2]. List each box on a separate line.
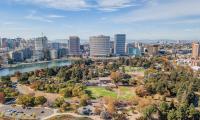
[114, 0, 200, 23]
[24, 10, 65, 22]
[11, 0, 137, 11]
[13, 0, 90, 11]
[2, 22, 16, 25]
[97, 0, 135, 11]
[46, 14, 65, 18]
[25, 10, 53, 22]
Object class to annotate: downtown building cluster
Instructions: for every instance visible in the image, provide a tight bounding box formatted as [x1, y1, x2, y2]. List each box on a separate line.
[0, 34, 144, 65]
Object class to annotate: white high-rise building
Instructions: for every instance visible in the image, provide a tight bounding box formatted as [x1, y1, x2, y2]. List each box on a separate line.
[35, 36, 48, 51]
[89, 35, 110, 57]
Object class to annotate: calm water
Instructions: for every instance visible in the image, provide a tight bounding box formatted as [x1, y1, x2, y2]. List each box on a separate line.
[0, 60, 71, 77]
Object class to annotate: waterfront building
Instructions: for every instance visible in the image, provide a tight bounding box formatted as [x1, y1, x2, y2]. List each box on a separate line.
[9, 50, 24, 62]
[192, 42, 200, 59]
[58, 48, 68, 58]
[89, 35, 110, 57]
[114, 34, 126, 56]
[50, 49, 58, 59]
[35, 36, 48, 51]
[68, 36, 80, 56]
[32, 51, 44, 61]
[22, 48, 33, 60]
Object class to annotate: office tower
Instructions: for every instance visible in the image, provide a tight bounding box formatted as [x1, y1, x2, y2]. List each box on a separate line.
[50, 49, 58, 59]
[9, 50, 24, 62]
[89, 35, 110, 57]
[110, 41, 114, 54]
[1, 38, 8, 48]
[68, 36, 80, 56]
[192, 42, 200, 58]
[126, 43, 141, 56]
[148, 45, 159, 56]
[51, 42, 60, 50]
[114, 34, 126, 56]
[35, 36, 48, 51]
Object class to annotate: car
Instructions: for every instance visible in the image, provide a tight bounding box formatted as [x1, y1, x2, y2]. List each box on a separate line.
[6, 110, 12, 112]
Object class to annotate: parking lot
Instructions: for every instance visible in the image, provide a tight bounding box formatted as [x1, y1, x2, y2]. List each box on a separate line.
[0, 105, 54, 119]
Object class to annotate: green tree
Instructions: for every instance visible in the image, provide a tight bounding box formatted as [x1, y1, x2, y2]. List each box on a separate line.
[16, 95, 35, 107]
[34, 96, 47, 105]
[54, 97, 65, 107]
[167, 109, 177, 120]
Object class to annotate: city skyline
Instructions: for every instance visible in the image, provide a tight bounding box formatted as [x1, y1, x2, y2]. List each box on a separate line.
[0, 0, 200, 40]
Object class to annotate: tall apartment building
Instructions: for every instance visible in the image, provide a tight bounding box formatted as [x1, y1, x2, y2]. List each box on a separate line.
[89, 35, 110, 57]
[192, 42, 200, 59]
[35, 36, 48, 51]
[114, 34, 126, 56]
[33, 36, 48, 61]
[68, 36, 80, 56]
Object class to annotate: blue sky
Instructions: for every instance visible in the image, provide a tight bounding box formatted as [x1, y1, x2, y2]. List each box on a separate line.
[0, 0, 200, 41]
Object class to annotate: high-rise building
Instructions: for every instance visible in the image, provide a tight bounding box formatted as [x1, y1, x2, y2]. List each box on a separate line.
[147, 45, 159, 56]
[68, 36, 80, 56]
[35, 36, 48, 51]
[51, 42, 60, 50]
[1, 38, 8, 48]
[114, 34, 126, 56]
[192, 42, 200, 58]
[50, 49, 58, 59]
[89, 35, 110, 57]
[126, 43, 141, 56]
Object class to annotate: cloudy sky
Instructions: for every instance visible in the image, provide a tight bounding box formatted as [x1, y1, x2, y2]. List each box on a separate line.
[0, 0, 200, 41]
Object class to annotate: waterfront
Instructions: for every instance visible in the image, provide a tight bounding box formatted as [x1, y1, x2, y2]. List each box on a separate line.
[0, 60, 71, 77]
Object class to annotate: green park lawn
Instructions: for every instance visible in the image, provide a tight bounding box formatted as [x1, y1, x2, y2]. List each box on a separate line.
[86, 86, 135, 100]
[86, 86, 117, 99]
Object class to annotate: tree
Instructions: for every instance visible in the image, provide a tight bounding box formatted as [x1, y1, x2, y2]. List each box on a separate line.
[143, 105, 157, 120]
[188, 104, 200, 119]
[135, 86, 148, 97]
[106, 98, 117, 114]
[18, 73, 29, 84]
[16, 95, 35, 107]
[80, 94, 89, 106]
[54, 97, 65, 107]
[167, 109, 177, 120]
[0, 76, 11, 86]
[60, 102, 71, 112]
[34, 96, 47, 105]
[176, 103, 188, 120]
[110, 71, 121, 85]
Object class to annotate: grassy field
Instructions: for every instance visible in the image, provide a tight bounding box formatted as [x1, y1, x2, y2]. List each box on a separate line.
[86, 86, 135, 100]
[86, 87, 117, 99]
